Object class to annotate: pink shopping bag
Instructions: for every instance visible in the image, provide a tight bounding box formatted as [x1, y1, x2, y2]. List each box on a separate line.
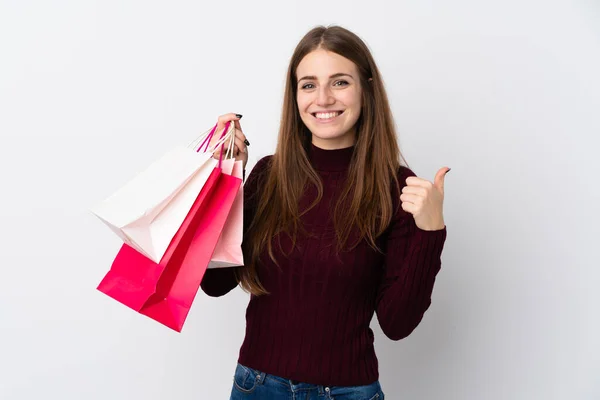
[208, 158, 244, 269]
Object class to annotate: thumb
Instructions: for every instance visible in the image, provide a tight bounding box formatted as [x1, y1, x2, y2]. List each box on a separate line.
[434, 167, 451, 192]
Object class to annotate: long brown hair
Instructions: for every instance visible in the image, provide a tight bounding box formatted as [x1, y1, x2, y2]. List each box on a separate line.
[235, 25, 409, 296]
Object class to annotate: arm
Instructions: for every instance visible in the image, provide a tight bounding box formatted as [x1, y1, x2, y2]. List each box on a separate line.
[200, 156, 272, 297]
[200, 266, 242, 297]
[375, 167, 448, 340]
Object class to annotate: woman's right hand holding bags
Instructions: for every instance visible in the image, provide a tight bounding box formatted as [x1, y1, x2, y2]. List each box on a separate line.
[210, 113, 250, 170]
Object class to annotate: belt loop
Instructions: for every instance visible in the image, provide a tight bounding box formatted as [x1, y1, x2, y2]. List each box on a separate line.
[255, 371, 267, 385]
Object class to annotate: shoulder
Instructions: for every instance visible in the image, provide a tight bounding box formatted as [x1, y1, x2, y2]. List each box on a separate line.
[244, 155, 274, 192]
[248, 155, 274, 179]
[254, 155, 274, 171]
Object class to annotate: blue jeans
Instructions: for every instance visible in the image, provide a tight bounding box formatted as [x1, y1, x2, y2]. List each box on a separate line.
[230, 363, 385, 400]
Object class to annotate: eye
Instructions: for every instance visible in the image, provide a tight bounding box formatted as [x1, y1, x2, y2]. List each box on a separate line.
[300, 80, 349, 90]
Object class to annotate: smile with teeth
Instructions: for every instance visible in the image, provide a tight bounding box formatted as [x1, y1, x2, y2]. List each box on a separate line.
[312, 111, 343, 120]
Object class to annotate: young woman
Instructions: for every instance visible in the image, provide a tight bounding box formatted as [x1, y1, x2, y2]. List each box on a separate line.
[202, 25, 449, 400]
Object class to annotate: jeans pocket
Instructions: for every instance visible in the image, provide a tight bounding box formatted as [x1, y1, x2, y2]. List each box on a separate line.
[233, 363, 260, 394]
[330, 381, 383, 400]
[368, 390, 384, 400]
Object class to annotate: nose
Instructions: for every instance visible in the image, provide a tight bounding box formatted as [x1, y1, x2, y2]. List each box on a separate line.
[316, 85, 335, 106]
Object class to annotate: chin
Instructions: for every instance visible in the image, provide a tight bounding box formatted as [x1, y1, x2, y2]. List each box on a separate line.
[311, 131, 346, 141]
[305, 123, 348, 139]
[309, 128, 356, 147]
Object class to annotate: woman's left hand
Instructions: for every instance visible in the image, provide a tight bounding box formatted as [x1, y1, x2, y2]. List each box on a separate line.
[400, 167, 450, 231]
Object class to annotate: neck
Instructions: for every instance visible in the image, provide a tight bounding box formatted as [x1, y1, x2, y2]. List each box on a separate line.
[311, 131, 356, 150]
[308, 141, 355, 172]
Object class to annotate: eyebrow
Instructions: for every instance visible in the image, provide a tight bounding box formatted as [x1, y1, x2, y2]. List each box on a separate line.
[297, 73, 354, 82]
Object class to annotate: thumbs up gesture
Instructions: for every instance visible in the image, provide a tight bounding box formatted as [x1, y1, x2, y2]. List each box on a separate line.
[401, 167, 450, 231]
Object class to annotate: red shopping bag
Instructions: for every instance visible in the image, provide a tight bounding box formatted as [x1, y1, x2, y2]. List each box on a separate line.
[97, 166, 242, 332]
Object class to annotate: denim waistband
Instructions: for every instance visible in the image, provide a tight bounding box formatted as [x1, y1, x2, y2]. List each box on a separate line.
[237, 363, 382, 396]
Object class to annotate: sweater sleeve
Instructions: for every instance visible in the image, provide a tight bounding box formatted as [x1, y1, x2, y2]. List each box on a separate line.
[200, 155, 272, 297]
[375, 167, 448, 341]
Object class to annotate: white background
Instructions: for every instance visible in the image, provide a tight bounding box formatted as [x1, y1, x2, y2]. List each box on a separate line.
[1, 1, 599, 399]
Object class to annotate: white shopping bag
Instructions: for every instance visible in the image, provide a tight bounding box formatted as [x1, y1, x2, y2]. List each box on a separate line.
[90, 123, 235, 263]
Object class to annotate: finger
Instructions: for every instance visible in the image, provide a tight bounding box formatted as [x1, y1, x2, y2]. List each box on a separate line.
[400, 193, 421, 204]
[214, 113, 242, 143]
[217, 114, 242, 134]
[401, 186, 427, 196]
[214, 121, 233, 143]
[212, 140, 228, 155]
[234, 121, 250, 146]
[222, 141, 240, 158]
[233, 119, 244, 134]
[211, 136, 233, 156]
[209, 135, 226, 152]
[217, 136, 243, 158]
[234, 137, 247, 153]
[237, 130, 250, 147]
[234, 127, 247, 143]
[208, 126, 228, 149]
[434, 167, 450, 192]
[405, 176, 433, 188]
[232, 144, 243, 158]
[401, 201, 416, 214]
[217, 113, 243, 125]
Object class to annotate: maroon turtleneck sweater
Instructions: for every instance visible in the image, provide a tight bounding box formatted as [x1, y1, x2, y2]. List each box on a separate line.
[200, 143, 447, 386]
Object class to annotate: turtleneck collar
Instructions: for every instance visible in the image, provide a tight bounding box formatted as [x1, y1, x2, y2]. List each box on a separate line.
[308, 142, 355, 172]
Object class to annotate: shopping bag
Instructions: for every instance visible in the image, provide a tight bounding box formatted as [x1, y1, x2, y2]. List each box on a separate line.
[207, 157, 244, 269]
[90, 123, 235, 263]
[98, 162, 243, 332]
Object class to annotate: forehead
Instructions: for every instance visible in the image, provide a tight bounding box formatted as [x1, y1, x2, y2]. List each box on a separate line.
[296, 49, 357, 78]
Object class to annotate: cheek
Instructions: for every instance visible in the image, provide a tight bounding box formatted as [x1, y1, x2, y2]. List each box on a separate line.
[296, 94, 311, 112]
[339, 90, 361, 110]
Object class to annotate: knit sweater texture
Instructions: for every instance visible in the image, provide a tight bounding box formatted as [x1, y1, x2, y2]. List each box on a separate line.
[200, 143, 447, 386]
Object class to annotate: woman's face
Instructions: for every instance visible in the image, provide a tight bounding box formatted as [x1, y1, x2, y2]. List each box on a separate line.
[296, 48, 362, 149]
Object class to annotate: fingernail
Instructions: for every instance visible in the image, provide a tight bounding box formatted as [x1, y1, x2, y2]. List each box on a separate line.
[446, 168, 451, 174]
[236, 114, 243, 119]
[244, 139, 250, 146]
